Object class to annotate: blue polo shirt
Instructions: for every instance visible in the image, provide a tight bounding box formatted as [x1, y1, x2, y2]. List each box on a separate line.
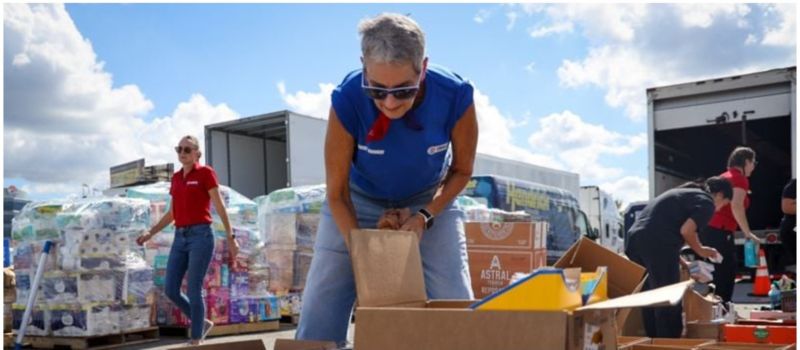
[331, 64, 474, 201]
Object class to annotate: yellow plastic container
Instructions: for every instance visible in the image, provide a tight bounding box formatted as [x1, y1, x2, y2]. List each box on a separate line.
[471, 267, 607, 311]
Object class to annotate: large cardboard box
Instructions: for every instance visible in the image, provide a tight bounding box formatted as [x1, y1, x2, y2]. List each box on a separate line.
[465, 222, 547, 299]
[350, 230, 690, 350]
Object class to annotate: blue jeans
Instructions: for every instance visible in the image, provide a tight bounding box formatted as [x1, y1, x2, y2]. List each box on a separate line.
[165, 224, 214, 340]
[296, 185, 473, 345]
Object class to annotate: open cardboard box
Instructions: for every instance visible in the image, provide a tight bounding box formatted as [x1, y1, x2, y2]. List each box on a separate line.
[350, 231, 691, 350]
[554, 237, 647, 330]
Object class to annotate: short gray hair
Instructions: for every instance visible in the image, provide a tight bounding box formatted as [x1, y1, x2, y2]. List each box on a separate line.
[358, 13, 426, 73]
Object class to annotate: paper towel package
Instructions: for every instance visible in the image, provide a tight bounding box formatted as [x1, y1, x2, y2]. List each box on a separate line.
[12, 304, 50, 336]
[78, 271, 120, 303]
[50, 303, 122, 337]
[43, 273, 80, 303]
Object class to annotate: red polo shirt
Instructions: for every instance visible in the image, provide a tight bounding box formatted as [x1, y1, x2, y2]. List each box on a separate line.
[708, 167, 750, 232]
[170, 162, 219, 227]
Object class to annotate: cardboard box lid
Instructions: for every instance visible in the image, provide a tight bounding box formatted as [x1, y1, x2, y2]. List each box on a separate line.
[579, 280, 692, 311]
[349, 229, 427, 307]
[170, 339, 266, 350]
[555, 237, 646, 298]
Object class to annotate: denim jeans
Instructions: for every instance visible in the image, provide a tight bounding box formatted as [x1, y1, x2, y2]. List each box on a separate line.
[296, 185, 473, 345]
[164, 224, 214, 340]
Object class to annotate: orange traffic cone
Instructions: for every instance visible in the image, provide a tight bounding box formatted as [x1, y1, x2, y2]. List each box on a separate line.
[749, 248, 770, 297]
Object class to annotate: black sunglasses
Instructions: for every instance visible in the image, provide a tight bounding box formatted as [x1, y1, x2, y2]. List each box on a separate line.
[361, 68, 422, 100]
[175, 146, 195, 154]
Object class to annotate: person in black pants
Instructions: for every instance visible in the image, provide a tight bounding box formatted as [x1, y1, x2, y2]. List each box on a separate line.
[625, 177, 732, 338]
[780, 179, 796, 269]
[701, 147, 762, 303]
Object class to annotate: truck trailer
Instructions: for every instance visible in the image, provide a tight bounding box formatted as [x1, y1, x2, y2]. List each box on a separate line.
[647, 66, 796, 271]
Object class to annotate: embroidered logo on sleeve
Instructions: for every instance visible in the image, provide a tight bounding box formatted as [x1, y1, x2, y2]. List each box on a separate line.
[427, 142, 450, 155]
[357, 144, 385, 155]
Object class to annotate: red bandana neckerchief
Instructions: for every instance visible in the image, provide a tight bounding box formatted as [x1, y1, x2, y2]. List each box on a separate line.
[366, 112, 392, 143]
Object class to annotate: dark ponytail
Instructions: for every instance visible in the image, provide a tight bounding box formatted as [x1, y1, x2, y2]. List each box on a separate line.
[677, 176, 733, 200]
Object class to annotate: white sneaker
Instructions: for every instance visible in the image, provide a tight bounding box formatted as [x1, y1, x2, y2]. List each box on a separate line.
[201, 319, 215, 340]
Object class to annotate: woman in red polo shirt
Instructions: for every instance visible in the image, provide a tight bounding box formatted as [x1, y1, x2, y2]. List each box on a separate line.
[700, 146, 761, 303]
[136, 135, 240, 345]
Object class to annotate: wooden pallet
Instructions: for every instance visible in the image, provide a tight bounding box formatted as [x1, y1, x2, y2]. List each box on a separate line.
[23, 327, 159, 350]
[4, 332, 29, 348]
[159, 320, 280, 338]
[280, 315, 299, 326]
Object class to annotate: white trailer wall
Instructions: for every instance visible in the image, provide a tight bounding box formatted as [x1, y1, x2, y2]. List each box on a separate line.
[287, 113, 327, 187]
[229, 134, 266, 199]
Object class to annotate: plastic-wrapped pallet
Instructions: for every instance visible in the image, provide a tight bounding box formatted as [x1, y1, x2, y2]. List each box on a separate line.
[257, 185, 325, 247]
[11, 201, 71, 243]
[128, 182, 269, 326]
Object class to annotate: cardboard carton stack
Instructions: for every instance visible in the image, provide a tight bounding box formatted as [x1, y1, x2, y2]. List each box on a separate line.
[462, 204, 548, 299]
[10, 198, 155, 337]
[126, 183, 280, 328]
[256, 185, 325, 317]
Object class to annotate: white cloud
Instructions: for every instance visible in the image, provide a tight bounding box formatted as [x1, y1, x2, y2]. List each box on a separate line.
[506, 11, 518, 31]
[558, 46, 660, 121]
[277, 81, 334, 120]
[528, 111, 646, 182]
[474, 9, 491, 24]
[673, 4, 751, 29]
[524, 61, 536, 73]
[472, 89, 561, 168]
[544, 4, 648, 42]
[543, 4, 794, 121]
[4, 3, 239, 199]
[762, 3, 796, 47]
[529, 21, 574, 38]
[599, 176, 649, 207]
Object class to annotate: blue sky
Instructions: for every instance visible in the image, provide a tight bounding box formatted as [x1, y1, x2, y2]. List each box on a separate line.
[4, 3, 796, 203]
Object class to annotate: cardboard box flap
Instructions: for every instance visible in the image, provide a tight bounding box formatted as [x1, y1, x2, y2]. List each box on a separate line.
[555, 237, 646, 298]
[349, 229, 427, 307]
[578, 281, 692, 311]
[273, 339, 338, 350]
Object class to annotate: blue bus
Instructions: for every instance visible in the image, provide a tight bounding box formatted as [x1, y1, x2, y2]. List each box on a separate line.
[461, 175, 596, 263]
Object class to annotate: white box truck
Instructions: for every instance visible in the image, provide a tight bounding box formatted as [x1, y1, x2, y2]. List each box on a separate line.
[579, 186, 624, 253]
[648, 66, 795, 270]
[205, 110, 328, 199]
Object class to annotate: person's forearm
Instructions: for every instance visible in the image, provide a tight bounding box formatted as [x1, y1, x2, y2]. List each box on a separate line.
[426, 169, 471, 216]
[218, 208, 233, 239]
[682, 230, 705, 256]
[329, 195, 359, 248]
[731, 202, 752, 233]
[150, 211, 174, 235]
